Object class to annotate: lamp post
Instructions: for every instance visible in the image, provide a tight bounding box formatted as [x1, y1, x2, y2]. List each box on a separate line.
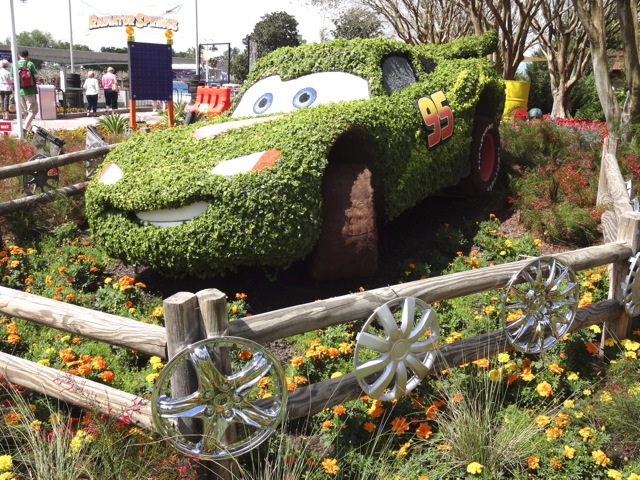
[68, 0, 74, 72]
[195, 0, 199, 79]
[9, 0, 24, 140]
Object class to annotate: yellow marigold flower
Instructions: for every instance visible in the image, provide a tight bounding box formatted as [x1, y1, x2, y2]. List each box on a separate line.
[564, 399, 575, 409]
[30, 419, 41, 430]
[145, 373, 159, 384]
[579, 426, 594, 439]
[592, 449, 610, 467]
[363, 422, 375, 433]
[497, 352, 510, 363]
[484, 305, 496, 315]
[566, 371, 580, 381]
[545, 427, 563, 440]
[589, 324, 602, 333]
[604, 338, 616, 347]
[488, 369, 501, 382]
[338, 342, 352, 355]
[520, 368, 535, 382]
[294, 376, 307, 385]
[548, 363, 564, 375]
[504, 239, 513, 248]
[622, 339, 640, 351]
[396, 441, 411, 457]
[330, 371, 343, 379]
[150, 306, 163, 318]
[607, 469, 622, 479]
[391, 416, 410, 435]
[8, 261, 18, 269]
[555, 413, 571, 427]
[534, 415, 550, 427]
[322, 458, 339, 475]
[290, 356, 304, 366]
[536, 381, 553, 397]
[563, 445, 575, 459]
[583, 389, 592, 396]
[528, 456, 539, 469]
[627, 473, 640, 480]
[466, 462, 483, 474]
[0, 455, 12, 472]
[368, 400, 384, 418]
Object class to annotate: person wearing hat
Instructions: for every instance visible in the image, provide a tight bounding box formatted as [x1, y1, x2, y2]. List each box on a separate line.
[10, 49, 38, 132]
[0, 59, 13, 121]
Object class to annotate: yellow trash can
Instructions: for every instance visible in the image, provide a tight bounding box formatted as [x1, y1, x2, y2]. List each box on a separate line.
[503, 80, 530, 118]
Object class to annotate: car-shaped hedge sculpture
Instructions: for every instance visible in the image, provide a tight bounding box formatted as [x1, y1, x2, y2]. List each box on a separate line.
[86, 32, 505, 279]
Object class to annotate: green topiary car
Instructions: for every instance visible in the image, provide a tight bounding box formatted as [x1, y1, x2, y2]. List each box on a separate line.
[86, 32, 505, 279]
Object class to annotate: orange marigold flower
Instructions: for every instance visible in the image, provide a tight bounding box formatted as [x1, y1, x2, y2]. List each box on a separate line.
[101, 370, 115, 382]
[472, 358, 490, 368]
[363, 421, 375, 433]
[520, 368, 535, 382]
[322, 420, 333, 430]
[368, 400, 384, 418]
[6, 322, 17, 334]
[333, 405, 346, 415]
[545, 427, 563, 440]
[327, 347, 339, 358]
[322, 458, 339, 475]
[235, 292, 247, 300]
[7, 333, 20, 344]
[92, 356, 107, 371]
[65, 294, 75, 301]
[555, 413, 571, 427]
[415, 422, 432, 439]
[550, 456, 562, 470]
[425, 404, 439, 419]
[59, 348, 76, 363]
[536, 381, 553, 397]
[592, 449, 610, 467]
[4, 412, 22, 425]
[55, 287, 64, 294]
[534, 415, 550, 427]
[58, 266, 67, 274]
[586, 342, 599, 354]
[287, 381, 297, 391]
[579, 426, 594, 439]
[77, 364, 92, 375]
[391, 416, 410, 435]
[134, 282, 146, 288]
[294, 376, 308, 385]
[90, 266, 99, 273]
[396, 441, 411, 457]
[238, 350, 252, 360]
[290, 356, 304, 366]
[528, 456, 539, 470]
[453, 392, 462, 403]
[548, 363, 564, 374]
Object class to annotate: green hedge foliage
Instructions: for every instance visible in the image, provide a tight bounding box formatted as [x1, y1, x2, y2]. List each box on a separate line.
[86, 33, 505, 277]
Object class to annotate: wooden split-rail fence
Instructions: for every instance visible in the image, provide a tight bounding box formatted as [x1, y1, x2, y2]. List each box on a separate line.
[0, 136, 636, 471]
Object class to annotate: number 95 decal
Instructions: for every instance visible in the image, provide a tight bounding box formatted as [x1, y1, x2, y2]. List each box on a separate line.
[417, 91, 454, 148]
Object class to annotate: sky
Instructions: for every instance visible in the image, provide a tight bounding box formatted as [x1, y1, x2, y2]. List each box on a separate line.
[1, 0, 329, 54]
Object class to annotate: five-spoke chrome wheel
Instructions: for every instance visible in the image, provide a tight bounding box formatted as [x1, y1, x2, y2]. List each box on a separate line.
[152, 336, 287, 460]
[354, 297, 440, 401]
[501, 257, 579, 353]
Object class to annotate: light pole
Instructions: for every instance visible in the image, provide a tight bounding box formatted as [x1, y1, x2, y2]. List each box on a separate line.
[68, 0, 74, 72]
[195, 0, 199, 79]
[9, 0, 24, 140]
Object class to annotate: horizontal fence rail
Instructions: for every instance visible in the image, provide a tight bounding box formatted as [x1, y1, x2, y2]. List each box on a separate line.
[0, 136, 636, 449]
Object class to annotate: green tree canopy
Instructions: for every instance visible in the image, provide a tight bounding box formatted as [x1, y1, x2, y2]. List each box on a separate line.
[4, 29, 56, 48]
[251, 11, 301, 58]
[331, 6, 383, 39]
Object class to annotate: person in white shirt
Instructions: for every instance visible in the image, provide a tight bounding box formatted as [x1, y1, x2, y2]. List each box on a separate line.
[0, 59, 14, 121]
[83, 70, 100, 116]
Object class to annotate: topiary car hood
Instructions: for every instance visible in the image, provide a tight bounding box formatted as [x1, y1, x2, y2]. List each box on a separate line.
[86, 33, 504, 277]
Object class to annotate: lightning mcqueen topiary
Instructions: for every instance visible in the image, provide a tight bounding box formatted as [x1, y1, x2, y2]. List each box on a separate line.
[86, 32, 505, 279]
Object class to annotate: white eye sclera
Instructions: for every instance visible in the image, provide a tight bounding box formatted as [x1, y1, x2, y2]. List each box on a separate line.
[232, 72, 370, 118]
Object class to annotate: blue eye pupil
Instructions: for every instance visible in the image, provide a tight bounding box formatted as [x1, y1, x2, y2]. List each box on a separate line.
[253, 93, 273, 114]
[293, 87, 317, 109]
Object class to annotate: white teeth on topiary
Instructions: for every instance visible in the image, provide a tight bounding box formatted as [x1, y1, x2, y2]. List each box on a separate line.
[135, 201, 210, 227]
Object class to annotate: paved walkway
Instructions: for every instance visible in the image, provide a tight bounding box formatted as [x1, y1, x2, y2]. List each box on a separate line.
[3, 108, 165, 135]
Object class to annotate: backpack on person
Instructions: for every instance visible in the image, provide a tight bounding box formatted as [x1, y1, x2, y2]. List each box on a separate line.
[19, 63, 34, 89]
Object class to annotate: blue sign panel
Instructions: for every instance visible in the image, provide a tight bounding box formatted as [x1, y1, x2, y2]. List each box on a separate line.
[128, 42, 173, 101]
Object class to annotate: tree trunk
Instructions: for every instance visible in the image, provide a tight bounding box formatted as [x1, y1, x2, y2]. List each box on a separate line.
[573, 0, 620, 129]
[617, 0, 640, 134]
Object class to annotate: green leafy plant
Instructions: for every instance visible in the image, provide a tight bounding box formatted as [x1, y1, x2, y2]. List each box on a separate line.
[97, 113, 131, 135]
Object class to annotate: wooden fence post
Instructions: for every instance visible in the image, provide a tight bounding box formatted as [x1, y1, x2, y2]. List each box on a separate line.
[196, 289, 239, 480]
[163, 292, 204, 440]
[605, 212, 640, 342]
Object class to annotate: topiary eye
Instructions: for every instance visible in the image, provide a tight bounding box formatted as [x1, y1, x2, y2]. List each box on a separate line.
[292, 87, 317, 109]
[253, 93, 273, 114]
